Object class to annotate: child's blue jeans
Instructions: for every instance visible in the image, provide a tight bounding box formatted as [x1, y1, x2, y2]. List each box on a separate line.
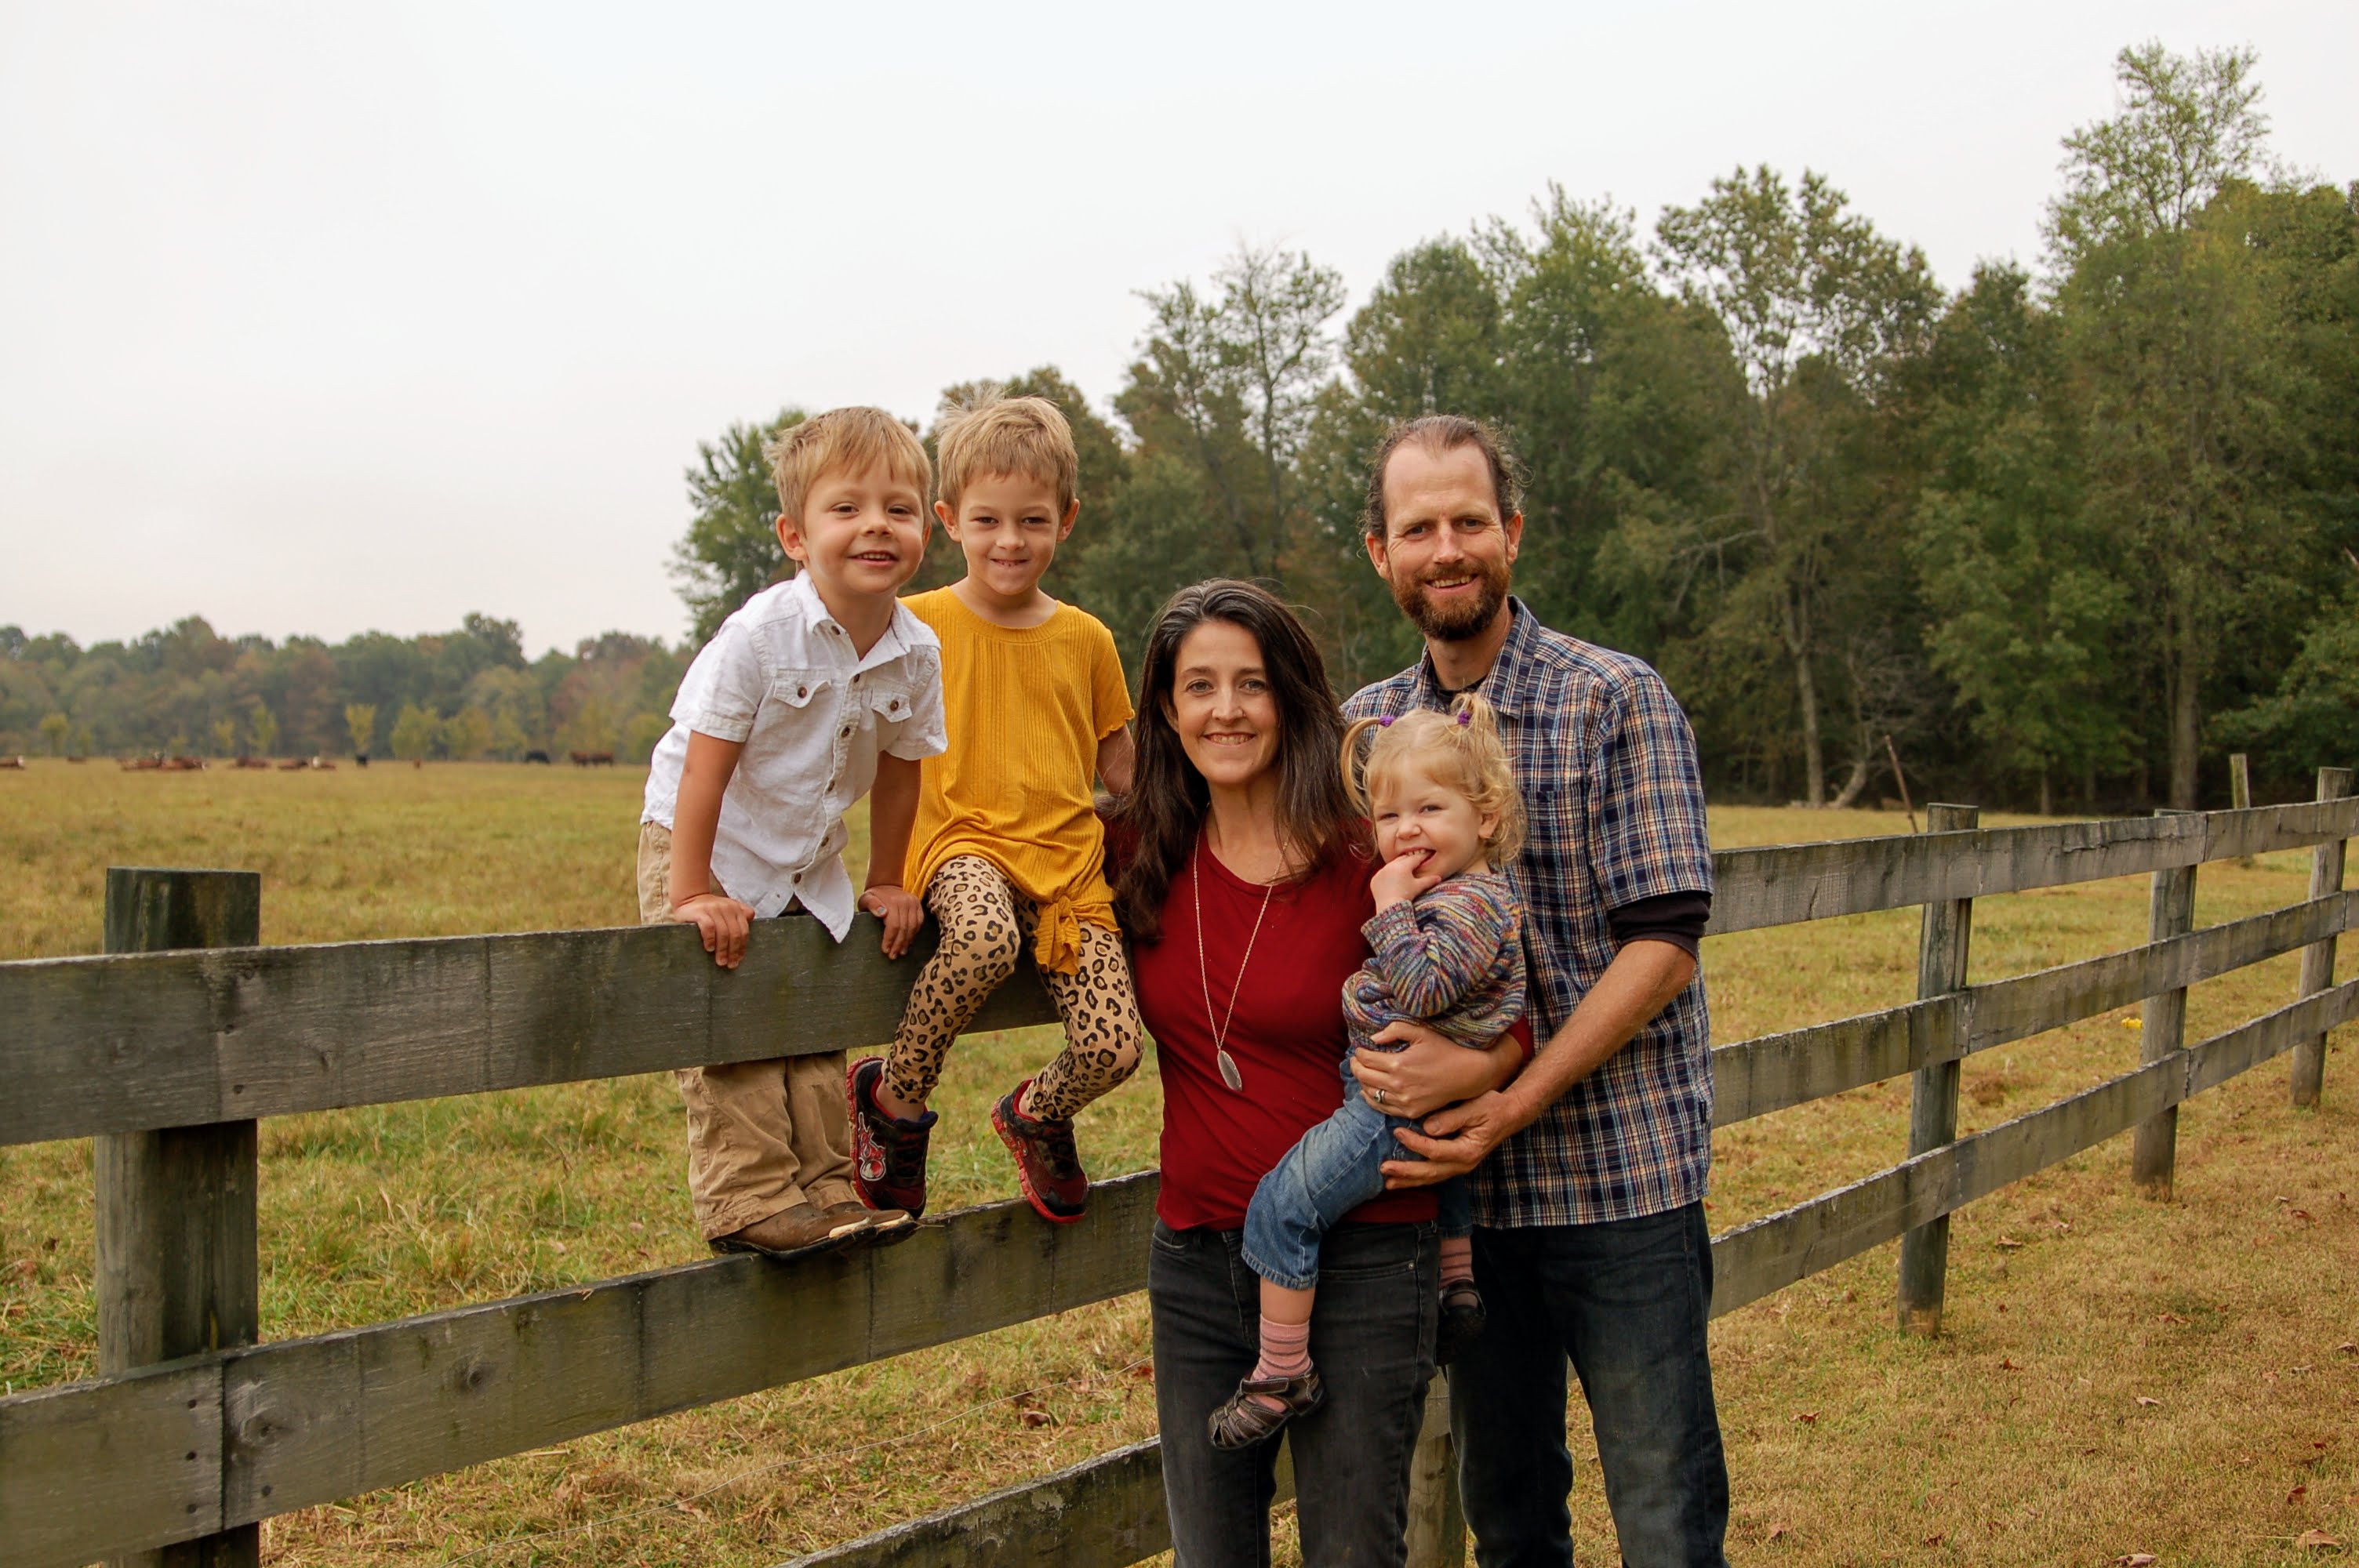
[1241, 1059, 1470, 1291]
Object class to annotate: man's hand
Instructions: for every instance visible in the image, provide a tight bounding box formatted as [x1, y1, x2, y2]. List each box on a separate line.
[674, 891, 756, 969]
[1381, 1090, 1535, 1188]
[1369, 849, 1442, 910]
[863, 883, 925, 958]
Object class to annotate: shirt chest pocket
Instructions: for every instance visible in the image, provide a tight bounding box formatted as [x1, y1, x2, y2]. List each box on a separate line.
[769, 670, 831, 710]
[863, 679, 915, 735]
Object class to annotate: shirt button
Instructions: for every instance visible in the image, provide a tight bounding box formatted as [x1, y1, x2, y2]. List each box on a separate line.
[796, 685, 808, 699]
[792, 872, 802, 884]
[840, 725, 852, 738]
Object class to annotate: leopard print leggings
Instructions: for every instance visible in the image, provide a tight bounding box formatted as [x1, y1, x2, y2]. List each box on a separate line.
[884, 855, 1144, 1122]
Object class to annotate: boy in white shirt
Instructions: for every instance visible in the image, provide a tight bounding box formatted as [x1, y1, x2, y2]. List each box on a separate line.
[638, 407, 947, 1258]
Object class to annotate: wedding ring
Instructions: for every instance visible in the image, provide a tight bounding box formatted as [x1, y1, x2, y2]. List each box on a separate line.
[1372, 1087, 1387, 1106]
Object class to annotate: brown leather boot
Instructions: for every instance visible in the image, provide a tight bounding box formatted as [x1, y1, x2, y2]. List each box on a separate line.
[710, 1201, 872, 1259]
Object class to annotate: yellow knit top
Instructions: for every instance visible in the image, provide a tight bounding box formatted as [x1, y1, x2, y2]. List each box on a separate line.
[900, 589, 1136, 973]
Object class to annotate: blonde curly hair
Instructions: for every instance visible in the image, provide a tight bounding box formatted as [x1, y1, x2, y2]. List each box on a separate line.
[1340, 692, 1525, 864]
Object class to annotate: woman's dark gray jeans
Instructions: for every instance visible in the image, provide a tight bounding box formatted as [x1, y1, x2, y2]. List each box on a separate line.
[1150, 1218, 1438, 1567]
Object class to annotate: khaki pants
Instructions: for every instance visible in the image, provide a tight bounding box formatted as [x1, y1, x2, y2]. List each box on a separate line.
[638, 822, 855, 1240]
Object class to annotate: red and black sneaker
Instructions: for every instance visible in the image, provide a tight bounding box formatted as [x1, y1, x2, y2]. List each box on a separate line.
[991, 1079, 1089, 1224]
[848, 1056, 936, 1218]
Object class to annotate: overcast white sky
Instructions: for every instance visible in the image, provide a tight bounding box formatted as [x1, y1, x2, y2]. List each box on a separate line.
[5, 2, 2354, 656]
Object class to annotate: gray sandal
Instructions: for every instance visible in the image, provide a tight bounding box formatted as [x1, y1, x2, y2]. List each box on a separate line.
[1207, 1368, 1325, 1449]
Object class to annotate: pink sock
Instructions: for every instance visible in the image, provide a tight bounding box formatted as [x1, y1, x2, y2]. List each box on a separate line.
[1250, 1316, 1313, 1410]
[1440, 1236, 1474, 1290]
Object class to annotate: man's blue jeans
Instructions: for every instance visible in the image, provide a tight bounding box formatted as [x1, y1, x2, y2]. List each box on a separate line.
[1450, 1201, 1729, 1567]
[1242, 1073, 1470, 1290]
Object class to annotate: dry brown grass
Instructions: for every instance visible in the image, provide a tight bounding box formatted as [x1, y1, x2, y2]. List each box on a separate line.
[0, 760, 2352, 1566]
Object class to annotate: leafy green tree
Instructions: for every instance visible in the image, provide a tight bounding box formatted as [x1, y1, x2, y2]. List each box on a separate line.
[488, 710, 529, 760]
[439, 706, 491, 760]
[247, 702, 279, 758]
[672, 409, 803, 644]
[1656, 166, 1939, 804]
[1122, 244, 1344, 581]
[2046, 42, 2294, 807]
[38, 711, 69, 757]
[345, 702, 379, 758]
[2213, 603, 2359, 779]
[210, 716, 238, 758]
[1908, 265, 2131, 812]
[390, 702, 438, 763]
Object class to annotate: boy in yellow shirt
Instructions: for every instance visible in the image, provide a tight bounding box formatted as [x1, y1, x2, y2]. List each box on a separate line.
[848, 394, 1142, 1223]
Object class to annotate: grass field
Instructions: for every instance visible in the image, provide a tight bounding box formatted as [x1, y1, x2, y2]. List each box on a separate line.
[2, 760, 2354, 1566]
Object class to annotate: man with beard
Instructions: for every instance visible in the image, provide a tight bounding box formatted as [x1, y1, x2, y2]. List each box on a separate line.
[1343, 415, 1729, 1566]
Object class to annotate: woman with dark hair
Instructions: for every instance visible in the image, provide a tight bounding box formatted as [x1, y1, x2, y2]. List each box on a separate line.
[1110, 580, 1518, 1567]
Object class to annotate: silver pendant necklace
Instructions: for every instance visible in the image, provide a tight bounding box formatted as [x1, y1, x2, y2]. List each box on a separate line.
[1192, 836, 1274, 1094]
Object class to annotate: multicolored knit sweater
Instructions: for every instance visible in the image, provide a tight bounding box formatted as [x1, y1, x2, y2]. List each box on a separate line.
[1343, 869, 1526, 1054]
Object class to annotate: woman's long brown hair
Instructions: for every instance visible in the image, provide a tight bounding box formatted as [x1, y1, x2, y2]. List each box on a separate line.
[1110, 579, 1361, 944]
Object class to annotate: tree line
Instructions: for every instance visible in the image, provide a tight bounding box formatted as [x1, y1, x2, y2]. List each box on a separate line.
[0, 613, 687, 764]
[678, 42, 2352, 813]
[9, 44, 2352, 805]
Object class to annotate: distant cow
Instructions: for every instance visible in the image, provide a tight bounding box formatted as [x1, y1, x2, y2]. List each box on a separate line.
[354, 753, 369, 768]
[524, 749, 551, 764]
[311, 757, 337, 770]
[123, 755, 164, 771]
[278, 757, 308, 770]
[235, 757, 270, 770]
[164, 757, 204, 771]
[0, 757, 24, 770]
[569, 750, 616, 767]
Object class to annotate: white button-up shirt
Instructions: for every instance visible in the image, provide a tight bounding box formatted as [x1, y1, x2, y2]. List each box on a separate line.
[642, 572, 947, 939]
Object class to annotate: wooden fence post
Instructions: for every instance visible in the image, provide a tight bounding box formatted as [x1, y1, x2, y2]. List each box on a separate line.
[1403, 1377, 1464, 1567]
[2229, 754, 2255, 868]
[96, 868, 262, 1568]
[2290, 767, 2355, 1109]
[1898, 804, 1976, 1337]
[2130, 812, 2198, 1198]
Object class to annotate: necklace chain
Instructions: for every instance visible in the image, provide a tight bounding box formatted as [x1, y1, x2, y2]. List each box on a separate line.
[1193, 837, 1274, 1094]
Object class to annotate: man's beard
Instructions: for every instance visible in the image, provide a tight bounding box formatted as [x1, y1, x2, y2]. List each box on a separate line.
[1391, 555, 1510, 642]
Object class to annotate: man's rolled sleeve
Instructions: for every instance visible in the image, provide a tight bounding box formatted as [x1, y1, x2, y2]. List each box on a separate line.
[1590, 671, 1714, 913]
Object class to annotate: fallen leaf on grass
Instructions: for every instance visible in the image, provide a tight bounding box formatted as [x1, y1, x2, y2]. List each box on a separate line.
[2135, 1396, 2161, 1407]
[2292, 1209, 2315, 1221]
[1995, 1236, 2025, 1250]
[1999, 1358, 2020, 1370]
[1793, 1411, 1819, 1425]
[2339, 1343, 2357, 1356]
[1018, 1409, 1056, 1428]
[2114, 1555, 2157, 1566]
[2157, 1312, 2190, 1324]
[1923, 1532, 1945, 1547]
[2295, 1529, 2342, 1552]
[2289, 1484, 2308, 1503]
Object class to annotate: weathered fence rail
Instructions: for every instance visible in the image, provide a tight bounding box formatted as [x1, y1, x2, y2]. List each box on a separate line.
[1, 780, 2350, 1568]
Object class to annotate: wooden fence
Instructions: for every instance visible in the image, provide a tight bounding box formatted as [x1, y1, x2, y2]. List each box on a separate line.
[2, 773, 2351, 1568]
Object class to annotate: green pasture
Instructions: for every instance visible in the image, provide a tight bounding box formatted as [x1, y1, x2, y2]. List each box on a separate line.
[0, 760, 2352, 1565]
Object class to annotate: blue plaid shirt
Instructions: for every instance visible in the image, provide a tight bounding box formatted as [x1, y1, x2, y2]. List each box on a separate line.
[1346, 599, 1714, 1226]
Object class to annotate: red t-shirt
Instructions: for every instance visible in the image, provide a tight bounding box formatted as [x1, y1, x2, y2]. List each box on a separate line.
[1132, 833, 1438, 1232]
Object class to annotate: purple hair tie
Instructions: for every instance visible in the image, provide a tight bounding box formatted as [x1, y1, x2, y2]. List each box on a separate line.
[1456, 710, 1472, 725]
[1377, 714, 1396, 727]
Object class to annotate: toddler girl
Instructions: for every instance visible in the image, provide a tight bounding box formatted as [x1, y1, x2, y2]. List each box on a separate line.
[1209, 694, 1526, 1449]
